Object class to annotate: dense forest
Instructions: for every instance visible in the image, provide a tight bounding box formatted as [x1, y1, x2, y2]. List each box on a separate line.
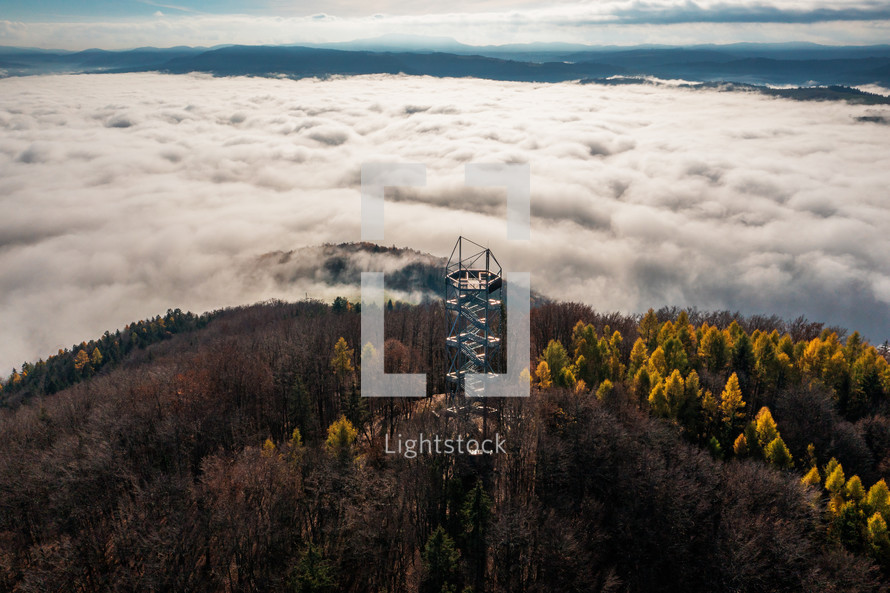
[1, 297, 890, 592]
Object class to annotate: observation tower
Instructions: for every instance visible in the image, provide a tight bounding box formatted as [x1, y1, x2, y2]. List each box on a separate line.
[445, 237, 503, 396]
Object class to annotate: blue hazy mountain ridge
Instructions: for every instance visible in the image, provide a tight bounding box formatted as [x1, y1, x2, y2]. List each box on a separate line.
[2, 39, 890, 87]
[155, 46, 622, 81]
[0, 46, 207, 74]
[306, 33, 890, 60]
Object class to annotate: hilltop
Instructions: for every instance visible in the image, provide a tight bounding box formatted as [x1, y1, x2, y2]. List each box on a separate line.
[1, 295, 890, 591]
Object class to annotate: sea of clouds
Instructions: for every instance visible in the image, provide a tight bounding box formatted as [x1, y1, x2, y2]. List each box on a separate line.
[1, 72, 889, 371]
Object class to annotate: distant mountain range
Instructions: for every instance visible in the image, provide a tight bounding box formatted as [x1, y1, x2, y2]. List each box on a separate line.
[2, 36, 890, 88]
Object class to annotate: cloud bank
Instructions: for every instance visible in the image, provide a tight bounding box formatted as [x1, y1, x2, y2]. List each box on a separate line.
[1, 73, 889, 370]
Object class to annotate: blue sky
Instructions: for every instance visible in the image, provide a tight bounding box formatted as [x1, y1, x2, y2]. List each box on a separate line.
[2, 0, 890, 48]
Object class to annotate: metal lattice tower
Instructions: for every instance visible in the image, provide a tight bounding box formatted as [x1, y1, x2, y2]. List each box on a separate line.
[445, 237, 503, 396]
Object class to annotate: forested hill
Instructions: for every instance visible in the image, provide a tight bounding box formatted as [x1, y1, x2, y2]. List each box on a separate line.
[250, 242, 550, 306]
[0, 241, 552, 409]
[252, 242, 448, 301]
[0, 308, 210, 407]
[2, 298, 890, 592]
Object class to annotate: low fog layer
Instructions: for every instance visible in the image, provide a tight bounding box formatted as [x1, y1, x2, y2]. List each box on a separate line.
[1, 73, 889, 371]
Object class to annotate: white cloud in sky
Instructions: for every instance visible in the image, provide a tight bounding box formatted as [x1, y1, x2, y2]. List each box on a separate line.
[0, 72, 889, 371]
[2, 0, 890, 49]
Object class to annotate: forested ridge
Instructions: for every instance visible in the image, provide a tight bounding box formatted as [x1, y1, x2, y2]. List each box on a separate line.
[0, 308, 210, 407]
[1, 297, 890, 592]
